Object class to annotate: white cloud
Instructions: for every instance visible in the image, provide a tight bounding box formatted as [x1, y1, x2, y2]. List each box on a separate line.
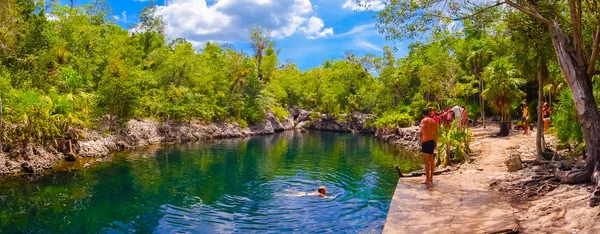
[112, 11, 131, 25]
[355, 39, 382, 52]
[121, 11, 129, 24]
[342, 0, 385, 11]
[157, 0, 333, 44]
[313, 27, 334, 39]
[336, 24, 375, 37]
[301, 17, 334, 39]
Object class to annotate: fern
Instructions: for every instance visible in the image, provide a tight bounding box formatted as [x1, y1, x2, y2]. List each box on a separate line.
[553, 89, 583, 144]
[436, 122, 471, 166]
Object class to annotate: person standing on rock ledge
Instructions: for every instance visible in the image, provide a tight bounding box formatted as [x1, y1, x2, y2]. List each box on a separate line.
[419, 109, 439, 185]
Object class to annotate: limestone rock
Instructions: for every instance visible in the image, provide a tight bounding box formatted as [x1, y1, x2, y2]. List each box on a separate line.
[0, 153, 22, 174]
[374, 126, 421, 151]
[19, 145, 62, 173]
[265, 112, 294, 132]
[292, 106, 301, 119]
[296, 110, 311, 123]
[249, 121, 275, 135]
[504, 154, 523, 172]
[296, 121, 310, 129]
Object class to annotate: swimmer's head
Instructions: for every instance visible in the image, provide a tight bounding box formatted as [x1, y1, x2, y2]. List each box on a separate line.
[317, 186, 327, 195]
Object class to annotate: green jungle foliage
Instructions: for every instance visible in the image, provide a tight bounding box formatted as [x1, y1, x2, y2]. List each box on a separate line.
[374, 111, 414, 128]
[553, 89, 583, 145]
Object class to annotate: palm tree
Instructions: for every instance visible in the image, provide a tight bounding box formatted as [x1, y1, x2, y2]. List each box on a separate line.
[465, 39, 494, 128]
[543, 79, 565, 107]
[482, 57, 526, 123]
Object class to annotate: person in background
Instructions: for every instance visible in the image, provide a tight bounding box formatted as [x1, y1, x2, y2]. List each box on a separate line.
[430, 107, 441, 124]
[419, 109, 439, 185]
[451, 103, 464, 128]
[542, 102, 552, 132]
[519, 102, 530, 134]
[461, 105, 468, 128]
[442, 107, 453, 130]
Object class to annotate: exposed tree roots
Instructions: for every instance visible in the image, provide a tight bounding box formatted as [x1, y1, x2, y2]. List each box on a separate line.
[556, 168, 600, 207]
[498, 172, 560, 204]
[590, 186, 600, 207]
[555, 169, 592, 184]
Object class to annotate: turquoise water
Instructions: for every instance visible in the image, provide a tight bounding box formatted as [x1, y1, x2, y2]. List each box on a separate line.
[0, 131, 421, 233]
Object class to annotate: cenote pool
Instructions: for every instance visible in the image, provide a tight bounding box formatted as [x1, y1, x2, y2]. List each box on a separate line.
[0, 131, 421, 233]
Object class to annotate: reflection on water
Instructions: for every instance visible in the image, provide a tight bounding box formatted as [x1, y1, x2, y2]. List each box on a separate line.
[0, 131, 421, 233]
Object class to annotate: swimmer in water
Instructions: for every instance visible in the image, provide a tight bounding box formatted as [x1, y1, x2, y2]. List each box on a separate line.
[316, 186, 327, 197]
[283, 186, 328, 198]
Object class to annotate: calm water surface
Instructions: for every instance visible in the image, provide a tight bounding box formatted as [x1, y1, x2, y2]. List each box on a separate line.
[0, 131, 421, 233]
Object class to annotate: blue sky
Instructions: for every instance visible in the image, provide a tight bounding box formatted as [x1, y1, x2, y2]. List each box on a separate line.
[61, 0, 409, 70]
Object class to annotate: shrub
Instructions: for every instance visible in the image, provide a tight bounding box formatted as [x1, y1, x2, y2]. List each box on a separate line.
[436, 123, 472, 166]
[309, 112, 321, 120]
[375, 111, 414, 128]
[364, 118, 376, 129]
[236, 118, 248, 128]
[270, 106, 289, 121]
[553, 89, 583, 144]
[465, 102, 481, 121]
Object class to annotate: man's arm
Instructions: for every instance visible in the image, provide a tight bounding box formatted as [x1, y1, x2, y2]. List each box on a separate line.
[434, 122, 439, 145]
[419, 120, 424, 143]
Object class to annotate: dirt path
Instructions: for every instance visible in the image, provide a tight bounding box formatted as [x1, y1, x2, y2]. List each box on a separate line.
[384, 125, 600, 233]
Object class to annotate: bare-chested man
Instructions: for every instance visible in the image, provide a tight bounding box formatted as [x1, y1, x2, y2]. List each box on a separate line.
[420, 109, 439, 185]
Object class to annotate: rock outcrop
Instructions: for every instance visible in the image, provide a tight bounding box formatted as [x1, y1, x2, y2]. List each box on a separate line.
[78, 114, 296, 159]
[0, 144, 64, 174]
[293, 110, 376, 133]
[0, 112, 296, 175]
[0, 108, 412, 176]
[374, 126, 421, 151]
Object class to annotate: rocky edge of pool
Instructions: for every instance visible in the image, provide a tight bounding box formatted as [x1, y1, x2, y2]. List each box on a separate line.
[0, 109, 420, 175]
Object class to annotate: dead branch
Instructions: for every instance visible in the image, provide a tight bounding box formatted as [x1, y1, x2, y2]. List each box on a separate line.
[588, 25, 600, 76]
[397, 168, 452, 177]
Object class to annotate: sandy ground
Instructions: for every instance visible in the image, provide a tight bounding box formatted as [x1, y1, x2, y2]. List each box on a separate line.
[384, 124, 600, 233]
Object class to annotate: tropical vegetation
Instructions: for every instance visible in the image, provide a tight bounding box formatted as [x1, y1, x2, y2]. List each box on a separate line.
[2, 0, 600, 202]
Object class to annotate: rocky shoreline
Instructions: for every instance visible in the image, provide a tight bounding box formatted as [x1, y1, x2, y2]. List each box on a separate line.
[375, 126, 421, 151]
[0, 109, 420, 175]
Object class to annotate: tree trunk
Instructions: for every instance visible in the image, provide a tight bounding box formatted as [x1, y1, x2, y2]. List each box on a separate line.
[549, 30, 600, 205]
[0, 90, 3, 152]
[257, 53, 263, 81]
[480, 74, 485, 128]
[536, 61, 547, 160]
